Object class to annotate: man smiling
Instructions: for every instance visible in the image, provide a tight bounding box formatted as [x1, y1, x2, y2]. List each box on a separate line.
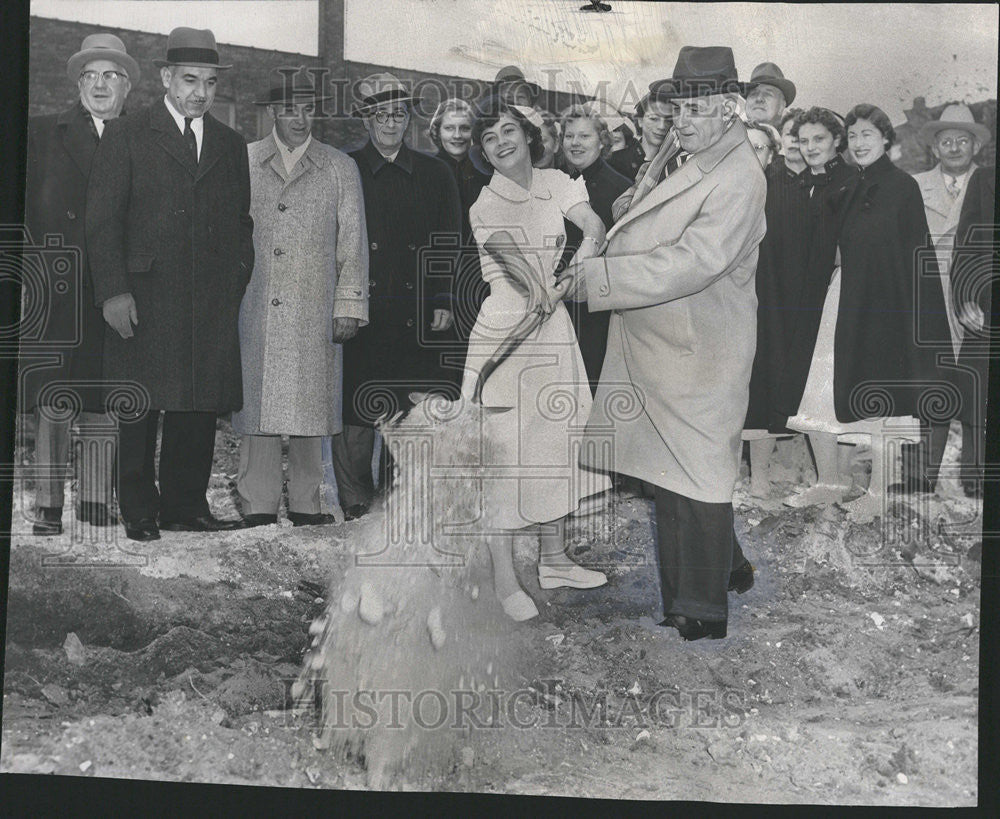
[87, 27, 254, 540]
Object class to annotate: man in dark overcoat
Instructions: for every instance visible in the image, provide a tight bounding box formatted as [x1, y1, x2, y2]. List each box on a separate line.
[333, 72, 462, 520]
[20, 33, 137, 535]
[86, 28, 254, 540]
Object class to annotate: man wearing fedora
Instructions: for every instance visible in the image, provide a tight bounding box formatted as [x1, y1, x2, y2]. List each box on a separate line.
[559, 46, 766, 641]
[491, 65, 540, 107]
[232, 68, 368, 527]
[87, 27, 254, 541]
[20, 33, 137, 535]
[332, 72, 461, 520]
[890, 103, 992, 498]
[744, 62, 796, 129]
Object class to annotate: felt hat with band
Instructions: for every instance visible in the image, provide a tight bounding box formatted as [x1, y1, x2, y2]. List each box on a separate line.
[649, 46, 747, 100]
[351, 72, 421, 118]
[67, 33, 140, 84]
[153, 27, 232, 70]
[254, 67, 332, 105]
[745, 62, 796, 106]
[919, 104, 990, 146]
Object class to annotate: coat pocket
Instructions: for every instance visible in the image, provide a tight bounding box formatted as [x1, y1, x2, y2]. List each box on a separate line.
[126, 253, 155, 274]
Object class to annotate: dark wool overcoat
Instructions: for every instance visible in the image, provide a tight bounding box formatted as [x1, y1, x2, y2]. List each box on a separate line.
[341, 141, 462, 427]
[20, 104, 109, 413]
[744, 155, 812, 431]
[833, 154, 953, 423]
[86, 101, 254, 413]
[774, 154, 857, 421]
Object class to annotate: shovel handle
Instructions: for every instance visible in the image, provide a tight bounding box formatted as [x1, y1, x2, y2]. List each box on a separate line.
[470, 304, 548, 405]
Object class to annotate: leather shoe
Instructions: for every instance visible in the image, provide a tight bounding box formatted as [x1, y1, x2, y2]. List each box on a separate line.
[77, 501, 113, 527]
[158, 514, 246, 532]
[343, 503, 369, 521]
[728, 559, 755, 594]
[288, 511, 336, 527]
[658, 614, 727, 641]
[32, 506, 63, 536]
[242, 513, 278, 528]
[123, 517, 160, 541]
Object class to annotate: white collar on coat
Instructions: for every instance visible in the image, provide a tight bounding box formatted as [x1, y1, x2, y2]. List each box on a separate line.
[484, 166, 562, 203]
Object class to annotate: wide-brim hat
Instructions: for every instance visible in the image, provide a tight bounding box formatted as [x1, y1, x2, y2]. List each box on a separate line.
[919, 103, 990, 145]
[67, 33, 140, 84]
[351, 72, 421, 118]
[152, 27, 232, 69]
[649, 46, 747, 100]
[492, 65, 541, 98]
[254, 67, 332, 105]
[745, 61, 796, 106]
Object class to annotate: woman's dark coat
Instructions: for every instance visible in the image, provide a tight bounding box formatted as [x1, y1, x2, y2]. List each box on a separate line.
[560, 157, 632, 391]
[833, 153, 953, 423]
[744, 155, 811, 431]
[20, 103, 108, 413]
[85, 101, 255, 413]
[774, 154, 857, 422]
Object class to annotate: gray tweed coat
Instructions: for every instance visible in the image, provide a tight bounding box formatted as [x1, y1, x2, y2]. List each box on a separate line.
[231, 134, 369, 436]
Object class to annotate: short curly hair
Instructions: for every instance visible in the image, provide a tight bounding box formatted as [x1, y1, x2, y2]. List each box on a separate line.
[844, 103, 896, 148]
[559, 104, 614, 160]
[428, 98, 475, 150]
[791, 107, 846, 149]
[471, 95, 545, 167]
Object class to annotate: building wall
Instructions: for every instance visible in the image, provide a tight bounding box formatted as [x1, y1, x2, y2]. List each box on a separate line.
[29, 16, 321, 141]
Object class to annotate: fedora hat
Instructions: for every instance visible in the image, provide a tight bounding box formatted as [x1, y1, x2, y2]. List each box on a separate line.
[650, 46, 747, 100]
[351, 72, 421, 118]
[919, 103, 990, 145]
[67, 33, 140, 84]
[153, 27, 232, 70]
[254, 67, 332, 106]
[492, 65, 541, 99]
[745, 62, 796, 106]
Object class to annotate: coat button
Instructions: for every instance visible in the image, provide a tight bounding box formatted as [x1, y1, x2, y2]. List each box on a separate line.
[599, 285, 609, 296]
[66, 210, 76, 220]
[408, 243, 416, 251]
[406, 318, 415, 327]
[369, 281, 376, 289]
[404, 281, 413, 290]
[272, 298, 282, 306]
[370, 242, 378, 250]
[274, 248, 284, 256]
[277, 203, 287, 211]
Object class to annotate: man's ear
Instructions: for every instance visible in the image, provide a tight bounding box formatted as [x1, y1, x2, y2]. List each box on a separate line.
[160, 66, 172, 90]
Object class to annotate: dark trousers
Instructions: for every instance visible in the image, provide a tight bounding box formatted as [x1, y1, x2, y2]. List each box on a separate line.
[652, 486, 746, 623]
[116, 410, 216, 522]
[329, 424, 392, 509]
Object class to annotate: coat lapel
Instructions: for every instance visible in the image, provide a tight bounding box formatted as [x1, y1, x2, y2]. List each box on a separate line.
[608, 159, 703, 238]
[151, 100, 198, 176]
[195, 113, 225, 183]
[58, 105, 97, 180]
[918, 170, 953, 222]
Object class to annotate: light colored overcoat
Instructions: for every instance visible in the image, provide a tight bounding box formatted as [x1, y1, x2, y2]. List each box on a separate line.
[232, 134, 369, 436]
[580, 120, 766, 503]
[912, 162, 978, 356]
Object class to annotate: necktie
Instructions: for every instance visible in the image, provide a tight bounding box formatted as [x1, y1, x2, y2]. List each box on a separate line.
[183, 117, 198, 164]
[945, 175, 960, 200]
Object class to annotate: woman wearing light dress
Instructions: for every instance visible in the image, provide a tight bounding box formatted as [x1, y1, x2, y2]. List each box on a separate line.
[462, 97, 611, 621]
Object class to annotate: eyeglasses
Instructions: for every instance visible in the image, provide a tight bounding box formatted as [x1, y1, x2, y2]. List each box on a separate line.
[937, 137, 972, 150]
[373, 109, 408, 124]
[80, 70, 128, 84]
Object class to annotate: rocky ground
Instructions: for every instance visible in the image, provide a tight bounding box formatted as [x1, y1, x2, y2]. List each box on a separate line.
[1, 420, 983, 805]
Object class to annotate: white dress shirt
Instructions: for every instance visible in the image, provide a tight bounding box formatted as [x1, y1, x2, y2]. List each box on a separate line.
[163, 96, 204, 161]
[90, 114, 105, 138]
[272, 127, 312, 175]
